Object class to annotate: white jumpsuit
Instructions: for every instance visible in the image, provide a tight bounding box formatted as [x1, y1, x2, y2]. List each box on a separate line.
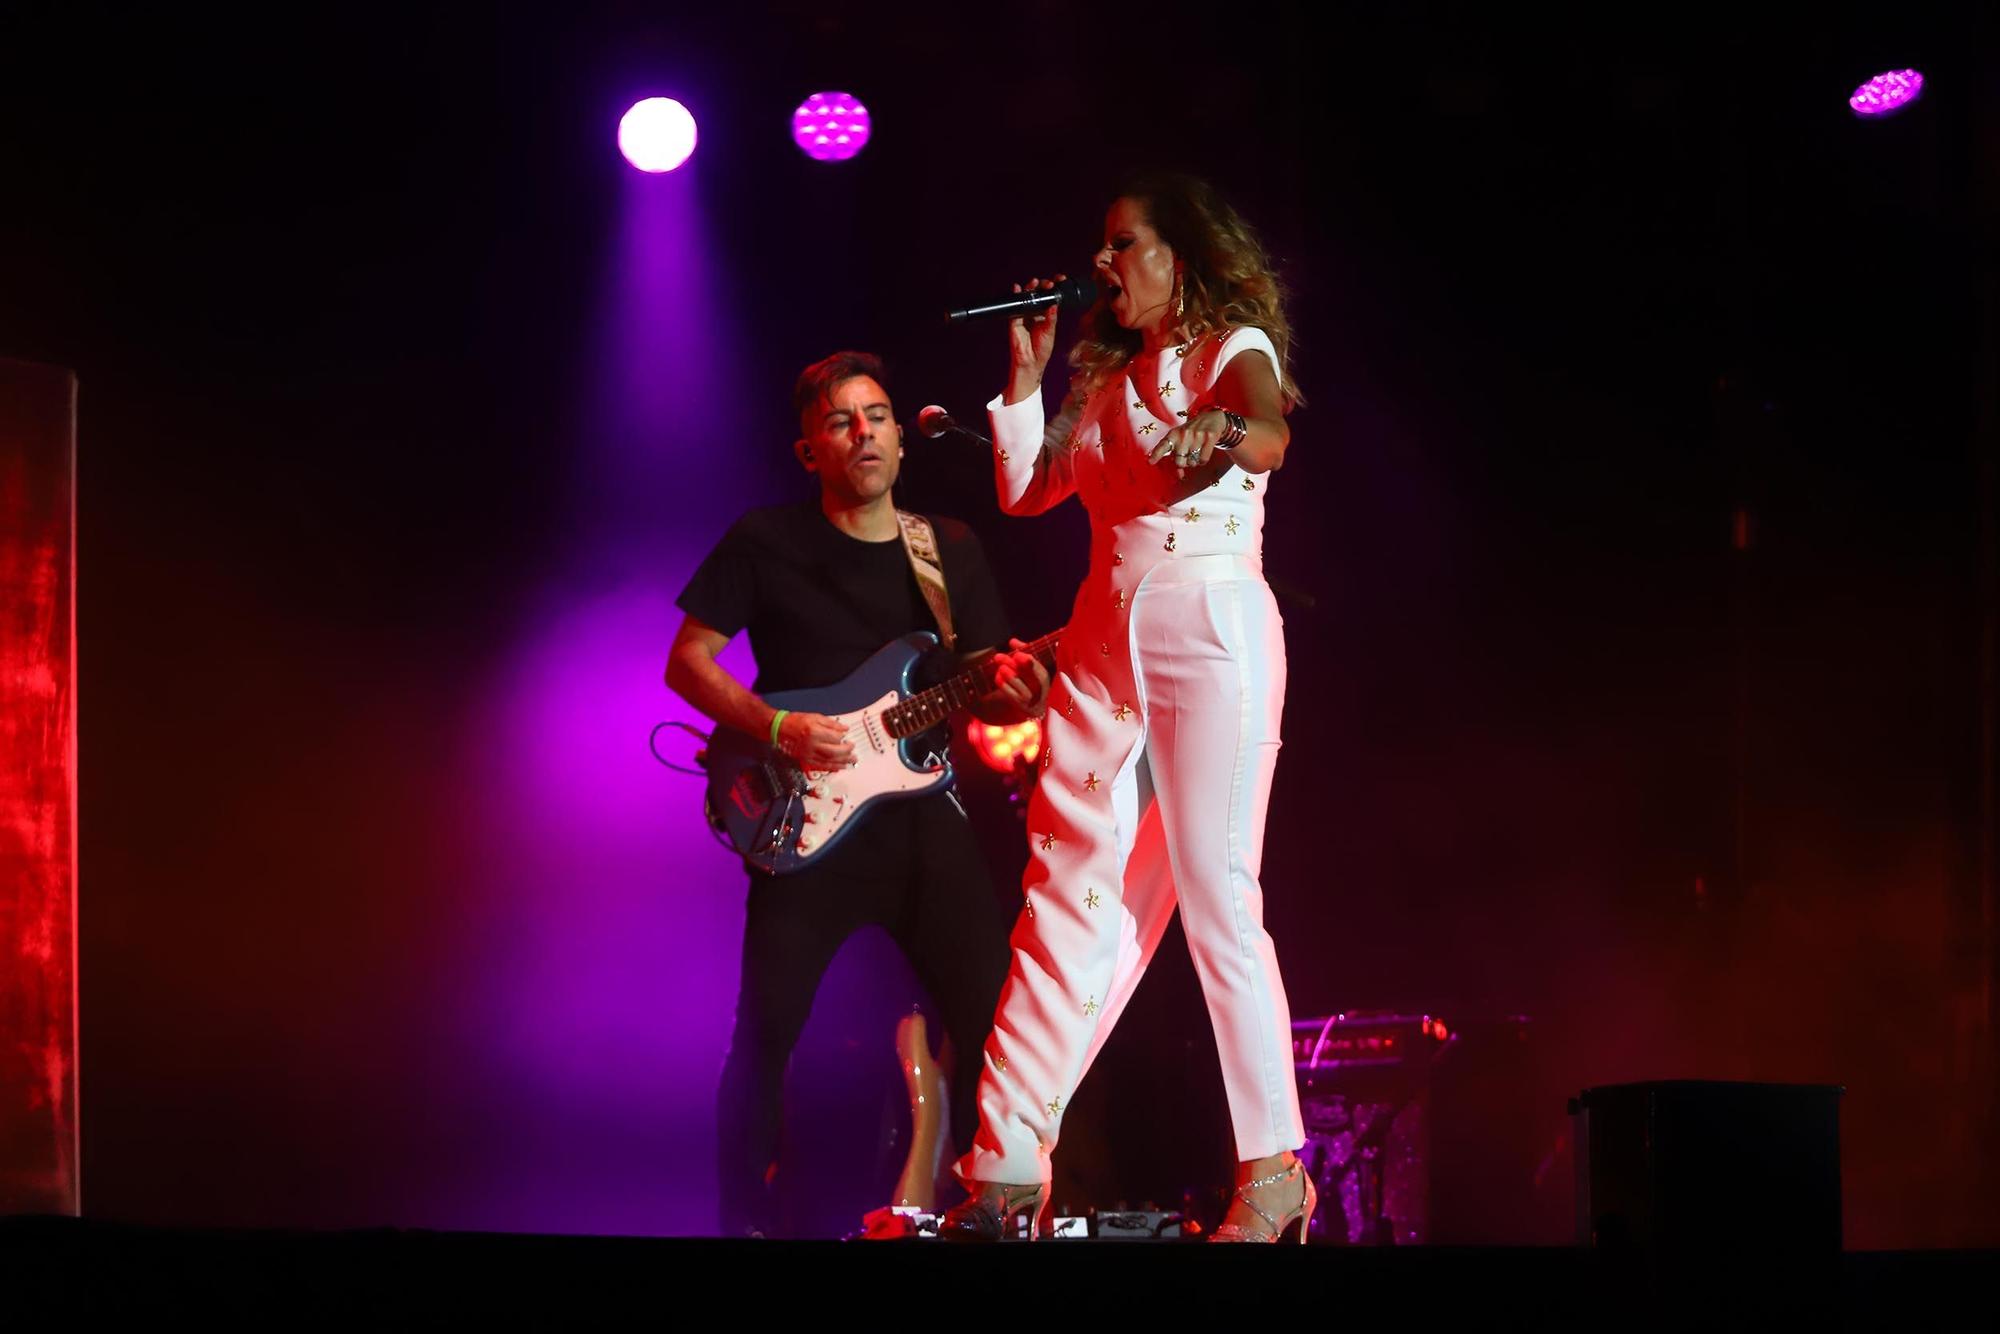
[957, 325, 1305, 1187]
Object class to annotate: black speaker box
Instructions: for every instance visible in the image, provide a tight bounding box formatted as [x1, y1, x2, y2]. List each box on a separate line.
[1571, 1080, 1842, 1300]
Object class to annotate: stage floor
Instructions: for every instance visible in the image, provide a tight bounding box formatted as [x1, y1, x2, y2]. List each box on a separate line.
[4, 1217, 1996, 1325]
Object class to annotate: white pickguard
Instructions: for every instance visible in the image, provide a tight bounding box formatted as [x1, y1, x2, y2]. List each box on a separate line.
[788, 690, 948, 858]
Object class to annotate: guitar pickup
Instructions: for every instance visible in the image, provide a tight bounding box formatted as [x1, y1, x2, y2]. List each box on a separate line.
[733, 767, 775, 818]
[761, 759, 810, 799]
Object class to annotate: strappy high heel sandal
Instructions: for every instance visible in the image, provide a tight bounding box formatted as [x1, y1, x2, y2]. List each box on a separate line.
[1208, 1159, 1316, 1244]
[938, 1181, 1050, 1242]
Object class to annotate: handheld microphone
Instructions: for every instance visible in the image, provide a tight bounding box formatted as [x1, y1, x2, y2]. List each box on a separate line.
[917, 405, 990, 445]
[946, 275, 1096, 325]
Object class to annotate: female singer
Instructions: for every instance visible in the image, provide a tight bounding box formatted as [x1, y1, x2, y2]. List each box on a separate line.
[943, 174, 1311, 1243]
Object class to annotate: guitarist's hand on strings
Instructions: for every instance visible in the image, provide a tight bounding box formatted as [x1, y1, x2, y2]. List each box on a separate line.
[776, 710, 855, 771]
[980, 638, 1051, 721]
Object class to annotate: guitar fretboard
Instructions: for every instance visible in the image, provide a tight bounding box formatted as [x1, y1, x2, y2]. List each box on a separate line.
[882, 631, 1062, 740]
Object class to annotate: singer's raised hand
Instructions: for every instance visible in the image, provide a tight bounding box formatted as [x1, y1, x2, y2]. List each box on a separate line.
[1004, 275, 1066, 405]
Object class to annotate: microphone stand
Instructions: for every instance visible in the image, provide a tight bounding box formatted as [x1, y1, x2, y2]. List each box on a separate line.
[934, 421, 991, 446]
[915, 409, 991, 446]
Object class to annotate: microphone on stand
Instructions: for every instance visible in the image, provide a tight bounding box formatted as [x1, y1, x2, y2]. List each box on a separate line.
[916, 405, 990, 445]
[945, 275, 1096, 325]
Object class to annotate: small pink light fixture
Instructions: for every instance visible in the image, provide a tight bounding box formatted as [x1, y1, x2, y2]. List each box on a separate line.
[792, 91, 872, 162]
[1849, 69, 1924, 119]
[619, 97, 698, 172]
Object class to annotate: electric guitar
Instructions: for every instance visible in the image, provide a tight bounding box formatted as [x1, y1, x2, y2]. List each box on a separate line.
[702, 629, 1060, 874]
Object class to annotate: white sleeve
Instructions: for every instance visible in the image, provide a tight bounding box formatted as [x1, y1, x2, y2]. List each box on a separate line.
[985, 388, 1080, 516]
[1210, 325, 1280, 384]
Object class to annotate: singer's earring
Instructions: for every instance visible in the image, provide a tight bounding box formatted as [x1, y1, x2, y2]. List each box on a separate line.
[1172, 271, 1185, 325]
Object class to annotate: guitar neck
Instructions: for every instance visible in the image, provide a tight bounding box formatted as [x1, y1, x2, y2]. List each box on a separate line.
[883, 631, 1062, 740]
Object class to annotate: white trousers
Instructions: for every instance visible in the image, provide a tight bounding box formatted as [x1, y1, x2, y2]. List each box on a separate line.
[958, 558, 1304, 1185]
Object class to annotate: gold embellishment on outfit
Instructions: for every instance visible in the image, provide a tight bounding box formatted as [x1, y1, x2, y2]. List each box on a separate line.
[1084, 772, 1100, 791]
[995, 1055, 1008, 1072]
[1185, 507, 1200, 523]
[1085, 888, 1101, 910]
[1165, 531, 1177, 552]
[1113, 702, 1134, 722]
[1042, 747, 1053, 770]
[1040, 833, 1059, 851]
[1046, 1096, 1063, 1117]
[998, 449, 1009, 463]
[1114, 552, 1125, 565]
[1083, 996, 1099, 1017]
[1225, 516, 1241, 536]
[1175, 343, 1192, 358]
[1160, 382, 1176, 397]
[1112, 590, 1125, 610]
[1138, 422, 1158, 436]
[1242, 476, 1256, 491]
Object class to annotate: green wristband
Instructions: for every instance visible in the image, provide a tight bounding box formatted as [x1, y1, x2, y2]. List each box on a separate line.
[768, 709, 791, 747]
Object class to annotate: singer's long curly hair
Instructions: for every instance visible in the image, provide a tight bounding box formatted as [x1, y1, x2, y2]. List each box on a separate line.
[1071, 172, 1302, 410]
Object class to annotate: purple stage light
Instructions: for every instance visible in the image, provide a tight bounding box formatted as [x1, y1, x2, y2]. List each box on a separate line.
[1849, 69, 1924, 118]
[618, 97, 698, 172]
[791, 91, 871, 162]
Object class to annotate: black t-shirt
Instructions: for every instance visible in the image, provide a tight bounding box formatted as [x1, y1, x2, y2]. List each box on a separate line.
[676, 502, 1012, 696]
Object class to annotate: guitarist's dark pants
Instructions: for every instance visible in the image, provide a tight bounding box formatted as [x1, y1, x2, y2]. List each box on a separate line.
[716, 791, 1012, 1236]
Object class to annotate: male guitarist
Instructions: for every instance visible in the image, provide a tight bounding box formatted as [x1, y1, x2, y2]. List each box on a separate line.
[667, 350, 1049, 1237]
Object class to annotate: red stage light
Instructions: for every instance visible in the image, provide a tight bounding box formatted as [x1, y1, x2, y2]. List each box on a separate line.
[968, 718, 1042, 773]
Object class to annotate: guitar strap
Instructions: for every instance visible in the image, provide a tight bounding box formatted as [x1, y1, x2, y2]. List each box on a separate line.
[895, 510, 956, 654]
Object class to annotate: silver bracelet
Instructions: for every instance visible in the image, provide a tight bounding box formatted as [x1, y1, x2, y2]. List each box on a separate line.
[1214, 409, 1248, 451]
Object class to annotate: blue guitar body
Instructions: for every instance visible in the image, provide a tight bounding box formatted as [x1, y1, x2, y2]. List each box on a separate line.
[703, 633, 955, 875]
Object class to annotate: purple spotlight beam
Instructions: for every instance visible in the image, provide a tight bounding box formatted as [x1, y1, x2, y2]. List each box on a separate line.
[792, 91, 871, 162]
[1849, 69, 1924, 119]
[619, 97, 698, 172]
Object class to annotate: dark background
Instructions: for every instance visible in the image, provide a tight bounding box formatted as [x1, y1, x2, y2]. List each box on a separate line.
[1, 1, 1994, 1243]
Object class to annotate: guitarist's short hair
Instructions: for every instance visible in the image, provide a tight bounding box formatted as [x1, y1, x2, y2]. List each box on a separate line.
[793, 350, 888, 428]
